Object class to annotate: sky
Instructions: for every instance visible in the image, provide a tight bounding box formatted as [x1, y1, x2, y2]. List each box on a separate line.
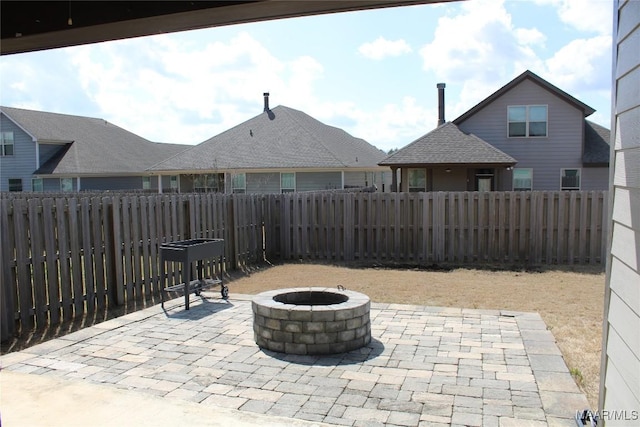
[0, 0, 614, 152]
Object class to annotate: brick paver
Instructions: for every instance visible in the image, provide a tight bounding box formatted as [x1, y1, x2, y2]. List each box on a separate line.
[0, 294, 589, 426]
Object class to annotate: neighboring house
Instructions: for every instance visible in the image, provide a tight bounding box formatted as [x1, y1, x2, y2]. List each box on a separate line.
[0, 106, 187, 192]
[380, 70, 610, 192]
[149, 94, 391, 193]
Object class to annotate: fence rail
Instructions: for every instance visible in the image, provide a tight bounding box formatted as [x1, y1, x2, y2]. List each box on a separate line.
[1, 190, 607, 342]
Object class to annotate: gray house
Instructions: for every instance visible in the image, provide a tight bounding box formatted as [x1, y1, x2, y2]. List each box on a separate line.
[149, 94, 391, 193]
[0, 106, 187, 192]
[380, 71, 610, 192]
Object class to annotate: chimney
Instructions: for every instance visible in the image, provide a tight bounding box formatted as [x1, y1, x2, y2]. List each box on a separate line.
[437, 83, 446, 126]
[263, 92, 270, 112]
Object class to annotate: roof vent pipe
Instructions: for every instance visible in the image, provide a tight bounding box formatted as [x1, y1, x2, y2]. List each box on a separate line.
[437, 83, 446, 126]
[263, 92, 270, 112]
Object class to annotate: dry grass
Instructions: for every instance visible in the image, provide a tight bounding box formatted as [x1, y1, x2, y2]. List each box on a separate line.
[231, 262, 605, 408]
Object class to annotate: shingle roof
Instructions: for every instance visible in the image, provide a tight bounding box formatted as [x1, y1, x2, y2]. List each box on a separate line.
[583, 120, 610, 165]
[150, 105, 386, 172]
[1, 106, 187, 175]
[453, 70, 596, 125]
[378, 122, 516, 166]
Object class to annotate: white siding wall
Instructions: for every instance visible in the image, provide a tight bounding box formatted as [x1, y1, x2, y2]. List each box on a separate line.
[600, 1, 640, 424]
[457, 79, 586, 190]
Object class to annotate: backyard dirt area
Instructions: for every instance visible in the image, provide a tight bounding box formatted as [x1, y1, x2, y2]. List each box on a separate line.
[230, 262, 605, 409]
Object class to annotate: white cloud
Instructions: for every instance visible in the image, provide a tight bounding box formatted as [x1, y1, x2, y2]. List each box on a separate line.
[358, 37, 412, 60]
[66, 32, 327, 145]
[531, 0, 612, 36]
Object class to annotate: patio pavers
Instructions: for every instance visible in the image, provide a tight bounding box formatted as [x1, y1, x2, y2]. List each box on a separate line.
[1, 294, 588, 426]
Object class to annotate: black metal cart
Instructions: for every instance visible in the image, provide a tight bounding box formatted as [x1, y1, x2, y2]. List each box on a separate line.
[160, 238, 226, 310]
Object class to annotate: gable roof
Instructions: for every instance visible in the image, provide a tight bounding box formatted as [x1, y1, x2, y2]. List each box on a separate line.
[452, 70, 596, 125]
[1, 106, 187, 175]
[379, 122, 516, 166]
[583, 120, 610, 165]
[150, 105, 386, 172]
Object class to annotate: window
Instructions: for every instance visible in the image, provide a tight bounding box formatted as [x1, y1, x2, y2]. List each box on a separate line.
[561, 169, 580, 190]
[281, 172, 295, 193]
[512, 169, 533, 191]
[142, 176, 151, 190]
[232, 173, 246, 194]
[8, 178, 22, 192]
[508, 105, 547, 137]
[170, 175, 178, 190]
[60, 178, 73, 192]
[408, 168, 426, 192]
[193, 174, 218, 192]
[1, 131, 14, 156]
[32, 178, 43, 192]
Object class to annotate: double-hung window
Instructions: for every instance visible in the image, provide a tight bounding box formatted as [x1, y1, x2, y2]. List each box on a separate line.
[32, 178, 43, 192]
[61, 178, 73, 192]
[232, 173, 246, 194]
[170, 175, 178, 190]
[561, 169, 580, 190]
[1, 131, 14, 156]
[408, 168, 426, 192]
[508, 105, 547, 137]
[8, 178, 22, 192]
[512, 169, 533, 191]
[281, 172, 295, 193]
[142, 176, 151, 190]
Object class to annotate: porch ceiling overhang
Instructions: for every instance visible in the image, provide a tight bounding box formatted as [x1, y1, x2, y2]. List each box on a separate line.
[1, 0, 443, 55]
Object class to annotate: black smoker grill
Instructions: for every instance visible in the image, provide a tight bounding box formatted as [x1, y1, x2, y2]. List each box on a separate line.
[160, 238, 226, 310]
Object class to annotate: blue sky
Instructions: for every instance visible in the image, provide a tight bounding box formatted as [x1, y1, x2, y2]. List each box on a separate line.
[0, 0, 613, 152]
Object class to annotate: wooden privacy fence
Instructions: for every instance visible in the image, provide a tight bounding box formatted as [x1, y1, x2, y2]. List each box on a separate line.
[1, 190, 607, 342]
[267, 190, 608, 265]
[0, 193, 264, 341]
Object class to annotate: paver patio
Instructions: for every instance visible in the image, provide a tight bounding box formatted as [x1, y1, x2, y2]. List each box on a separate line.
[0, 293, 588, 426]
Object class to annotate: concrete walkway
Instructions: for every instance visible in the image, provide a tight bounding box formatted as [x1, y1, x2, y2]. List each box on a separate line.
[1, 294, 588, 426]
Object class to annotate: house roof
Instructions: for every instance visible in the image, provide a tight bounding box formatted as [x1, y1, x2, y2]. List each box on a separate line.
[1, 106, 187, 175]
[452, 70, 596, 125]
[149, 105, 386, 172]
[583, 120, 610, 165]
[379, 122, 516, 167]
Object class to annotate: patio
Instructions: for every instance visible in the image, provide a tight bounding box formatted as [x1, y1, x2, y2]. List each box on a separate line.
[0, 293, 588, 427]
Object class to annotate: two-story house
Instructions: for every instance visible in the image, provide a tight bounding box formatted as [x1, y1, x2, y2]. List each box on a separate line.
[380, 70, 610, 191]
[148, 93, 391, 193]
[0, 106, 187, 192]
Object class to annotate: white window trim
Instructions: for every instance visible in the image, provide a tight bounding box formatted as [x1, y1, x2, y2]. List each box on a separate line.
[560, 168, 581, 191]
[512, 168, 533, 191]
[1, 131, 15, 156]
[280, 172, 296, 193]
[507, 105, 548, 138]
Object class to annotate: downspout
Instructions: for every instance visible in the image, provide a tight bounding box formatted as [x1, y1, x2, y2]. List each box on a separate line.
[158, 175, 163, 194]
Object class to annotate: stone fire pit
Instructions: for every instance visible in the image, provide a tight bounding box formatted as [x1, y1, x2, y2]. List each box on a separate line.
[252, 287, 371, 355]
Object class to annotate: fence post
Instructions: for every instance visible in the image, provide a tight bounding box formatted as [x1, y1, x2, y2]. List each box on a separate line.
[0, 199, 16, 341]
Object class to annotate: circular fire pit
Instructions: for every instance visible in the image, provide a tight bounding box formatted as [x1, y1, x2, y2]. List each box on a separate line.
[252, 287, 371, 355]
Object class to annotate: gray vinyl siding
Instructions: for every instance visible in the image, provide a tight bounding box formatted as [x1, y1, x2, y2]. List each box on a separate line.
[81, 176, 143, 191]
[42, 178, 62, 192]
[247, 172, 280, 193]
[38, 143, 66, 167]
[0, 114, 37, 191]
[600, 0, 640, 422]
[582, 167, 610, 191]
[344, 170, 392, 192]
[457, 79, 585, 190]
[296, 172, 342, 192]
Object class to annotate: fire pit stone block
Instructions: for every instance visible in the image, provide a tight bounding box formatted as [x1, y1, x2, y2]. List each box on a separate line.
[252, 287, 371, 355]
